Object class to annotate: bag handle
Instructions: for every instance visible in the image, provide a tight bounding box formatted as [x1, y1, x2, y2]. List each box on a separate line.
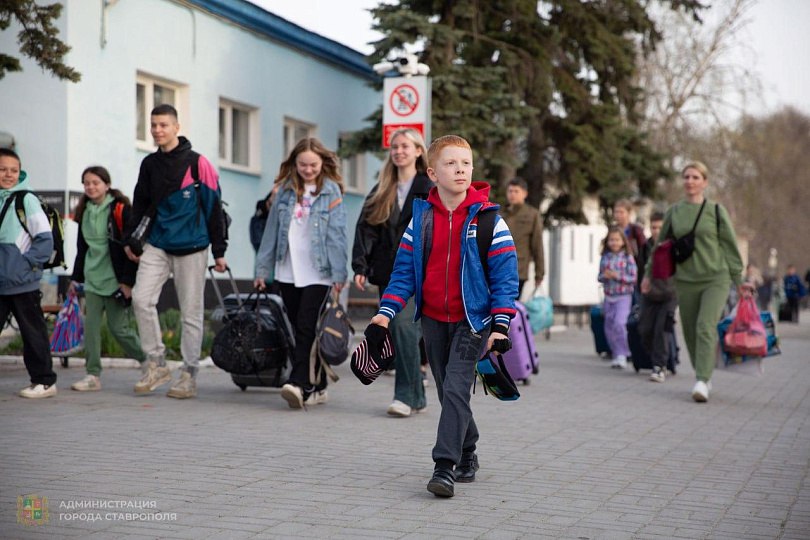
[207, 265, 243, 312]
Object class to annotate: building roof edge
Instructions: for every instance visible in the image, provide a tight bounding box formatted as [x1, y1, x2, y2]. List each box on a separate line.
[185, 0, 377, 81]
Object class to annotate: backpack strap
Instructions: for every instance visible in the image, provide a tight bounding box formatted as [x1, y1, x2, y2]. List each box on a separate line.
[12, 190, 32, 235]
[715, 203, 720, 235]
[0, 194, 16, 230]
[113, 201, 125, 235]
[476, 209, 496, 282]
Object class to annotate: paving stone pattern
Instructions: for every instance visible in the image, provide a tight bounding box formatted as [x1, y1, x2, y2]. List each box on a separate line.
[1, 316, 808, 539]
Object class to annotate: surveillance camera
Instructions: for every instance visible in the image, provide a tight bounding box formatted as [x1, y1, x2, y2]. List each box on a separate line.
[372, 61, 395, 75]
[374, 54, 430, 77]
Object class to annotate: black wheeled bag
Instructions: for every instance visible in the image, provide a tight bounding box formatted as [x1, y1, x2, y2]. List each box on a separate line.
[208, 267, 295, 391]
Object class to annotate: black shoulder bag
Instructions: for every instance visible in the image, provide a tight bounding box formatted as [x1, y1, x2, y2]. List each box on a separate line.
[672, 199, 706, 264]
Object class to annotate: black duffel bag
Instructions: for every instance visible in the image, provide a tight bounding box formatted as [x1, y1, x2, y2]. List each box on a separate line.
[211, 291, 294, 379]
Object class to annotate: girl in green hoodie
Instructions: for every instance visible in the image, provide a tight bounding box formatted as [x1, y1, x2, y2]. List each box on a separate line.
[69, 166, 145, 391]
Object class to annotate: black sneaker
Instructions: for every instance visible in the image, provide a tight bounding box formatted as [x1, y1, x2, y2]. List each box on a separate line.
[426, 468, 455, 497]
[455, 452, 479, 483]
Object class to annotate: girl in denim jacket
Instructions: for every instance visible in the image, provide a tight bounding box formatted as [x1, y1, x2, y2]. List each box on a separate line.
[254, 138, 348, 409]
[598, 226, 637, 369]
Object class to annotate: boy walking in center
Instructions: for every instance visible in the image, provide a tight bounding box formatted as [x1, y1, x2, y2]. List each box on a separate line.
[370, 135, 519, 498]
[123, 104, 228, 399]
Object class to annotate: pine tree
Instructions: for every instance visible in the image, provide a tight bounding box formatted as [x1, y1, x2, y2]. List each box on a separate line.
[349, 0, 706, 222]
[0, 0, 80, 82]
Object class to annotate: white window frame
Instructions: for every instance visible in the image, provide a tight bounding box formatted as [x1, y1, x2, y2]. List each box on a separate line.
[282, 117, 317, 159]
[339, 133, 367, 195]
[135, 72, 188, 151]
[218, 98, 260, 174]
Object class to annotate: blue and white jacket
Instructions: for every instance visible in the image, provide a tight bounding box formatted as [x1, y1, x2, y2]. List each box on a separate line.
[0, 175, 53, 295]
[378, 183, 519, 334]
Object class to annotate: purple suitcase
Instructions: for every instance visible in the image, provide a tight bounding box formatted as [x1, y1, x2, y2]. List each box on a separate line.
[500, 301, 539, 384]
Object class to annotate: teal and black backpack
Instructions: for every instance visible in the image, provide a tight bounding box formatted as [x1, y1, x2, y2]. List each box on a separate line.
[0, 190, 66, 270]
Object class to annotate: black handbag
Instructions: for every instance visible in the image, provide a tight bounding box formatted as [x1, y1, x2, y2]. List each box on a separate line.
[672, 199, 706, 264]
[474, 352, 520, 401]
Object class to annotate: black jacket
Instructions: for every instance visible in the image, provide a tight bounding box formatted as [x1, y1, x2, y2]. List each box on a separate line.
[72, 196, 138, 287]
[124, 137, 227, 258]
[352, 173, 431, 288]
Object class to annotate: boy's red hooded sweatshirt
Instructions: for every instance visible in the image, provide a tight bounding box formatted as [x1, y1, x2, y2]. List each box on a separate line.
[421, 182, 490, 323]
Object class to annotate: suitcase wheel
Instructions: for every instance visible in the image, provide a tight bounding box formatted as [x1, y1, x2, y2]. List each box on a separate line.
[235, 382, 247, 391]
[61, 357, 69, 368]
[522, 378, 531, 386]
[532, 366, 539, 375]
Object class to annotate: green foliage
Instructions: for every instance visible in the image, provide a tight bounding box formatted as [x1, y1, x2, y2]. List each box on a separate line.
[0, 0, 80, 82]
[349, 0, 706, 221]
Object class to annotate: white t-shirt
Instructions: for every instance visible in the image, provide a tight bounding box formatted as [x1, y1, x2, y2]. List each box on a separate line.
[275, 184, 332, 287]
[397, 177, 414, 210]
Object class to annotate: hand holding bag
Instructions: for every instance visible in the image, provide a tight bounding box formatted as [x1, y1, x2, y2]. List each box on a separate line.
[723, 293, 768, 357]
[474, 352, 520, 401]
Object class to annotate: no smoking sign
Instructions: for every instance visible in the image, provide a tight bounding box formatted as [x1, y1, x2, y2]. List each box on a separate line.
[382, 76, 431, 148]
[389, 84, 419, 117]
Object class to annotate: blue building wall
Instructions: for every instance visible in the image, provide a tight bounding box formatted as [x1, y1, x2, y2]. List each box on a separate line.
[0, 0, 381, 280]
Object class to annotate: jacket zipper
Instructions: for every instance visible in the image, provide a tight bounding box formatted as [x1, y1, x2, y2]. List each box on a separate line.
[445, 211, 452, 321]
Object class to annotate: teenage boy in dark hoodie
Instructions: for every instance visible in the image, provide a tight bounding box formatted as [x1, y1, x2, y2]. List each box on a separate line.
[371, 135, 519, 498]
[123, 104, 228, 399]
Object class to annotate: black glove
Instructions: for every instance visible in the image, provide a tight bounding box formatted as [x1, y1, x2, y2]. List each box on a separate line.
[490, 337, 512, 354]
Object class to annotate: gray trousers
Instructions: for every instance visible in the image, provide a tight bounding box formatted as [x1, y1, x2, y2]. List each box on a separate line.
[132, 244, 208, 374]
[421, 316, 489, 465]
[638, 297, 677, 370]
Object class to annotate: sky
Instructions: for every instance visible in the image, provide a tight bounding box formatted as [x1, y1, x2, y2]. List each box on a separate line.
[250, 0, 810, 118]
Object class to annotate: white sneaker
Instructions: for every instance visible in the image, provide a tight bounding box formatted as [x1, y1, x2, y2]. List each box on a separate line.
[304, 389, 328, 406]
[611, 355, 627, 369]
[692, 380, 710, 402]
[280, 383, 304, 409]
[19, 384, 57, 399]
[649, 367, 666, 383]
[71, 374, 101, 392]
[387, 400, 412, 417]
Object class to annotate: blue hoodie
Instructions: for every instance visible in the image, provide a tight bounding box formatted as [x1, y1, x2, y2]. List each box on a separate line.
[0, 173, 54, 294]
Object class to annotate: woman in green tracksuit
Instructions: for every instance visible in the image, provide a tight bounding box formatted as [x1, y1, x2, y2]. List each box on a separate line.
[642, 161, 751, 403]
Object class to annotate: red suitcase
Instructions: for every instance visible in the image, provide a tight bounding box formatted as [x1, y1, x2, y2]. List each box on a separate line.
[500, 301, 539, 384]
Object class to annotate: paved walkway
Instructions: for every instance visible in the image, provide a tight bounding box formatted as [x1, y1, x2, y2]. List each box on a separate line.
[1, 315, 808, 539]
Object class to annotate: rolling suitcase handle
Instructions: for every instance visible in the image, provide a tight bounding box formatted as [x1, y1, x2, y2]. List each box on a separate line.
[207, 265, 243, 312]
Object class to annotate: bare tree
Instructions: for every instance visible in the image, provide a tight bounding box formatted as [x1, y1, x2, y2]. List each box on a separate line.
[637, 0, 759, 176]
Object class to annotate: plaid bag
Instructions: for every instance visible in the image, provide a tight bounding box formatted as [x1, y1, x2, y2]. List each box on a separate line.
[50, 291, 84, 357]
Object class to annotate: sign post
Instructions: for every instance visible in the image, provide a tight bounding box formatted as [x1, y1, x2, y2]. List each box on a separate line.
[382, 76, 431, 148]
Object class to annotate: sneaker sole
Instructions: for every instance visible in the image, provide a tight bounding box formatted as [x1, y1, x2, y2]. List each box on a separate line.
[134, 373, 172, 394]
[166, 390, 196, 399]
[426, 481, 454, 497]
[71, 386, 101, 392]
[19, 390, 57, 399]
[692, 391, 708, 402]
[387, 408, 411, 417]
[281, 387, 303, 409]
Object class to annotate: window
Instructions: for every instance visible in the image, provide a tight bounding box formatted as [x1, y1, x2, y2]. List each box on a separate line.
[135, 73, 185, 148]
[282, 118, 316, 158]
[218, 99, 259, 172]
[339, 133, 366, 194]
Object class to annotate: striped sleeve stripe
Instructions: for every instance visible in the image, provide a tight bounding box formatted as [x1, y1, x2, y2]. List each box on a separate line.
[402, 231, 413, 242]
[489, 246, 516, 258]
[378, 307, 396, 319]
[328, 197, 343, 210]
[491, 234, 513, 245]
[493, 314, 512, 325]
[382, 293, 407, 307]
[492, 308, 517, 315]
[400, 243, 413, 252]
